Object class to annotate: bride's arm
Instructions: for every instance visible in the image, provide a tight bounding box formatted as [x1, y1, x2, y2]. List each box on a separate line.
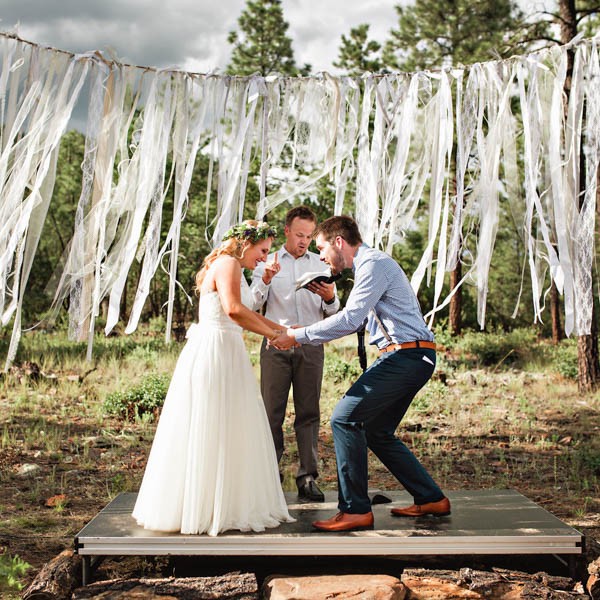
[213, 256, 282, 340]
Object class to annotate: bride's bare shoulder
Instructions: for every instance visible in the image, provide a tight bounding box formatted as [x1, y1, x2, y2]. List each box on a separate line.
[212, 255, 240, 272]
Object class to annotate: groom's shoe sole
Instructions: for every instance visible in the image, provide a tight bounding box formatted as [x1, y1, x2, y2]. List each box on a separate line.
[390, 497, 451, 517]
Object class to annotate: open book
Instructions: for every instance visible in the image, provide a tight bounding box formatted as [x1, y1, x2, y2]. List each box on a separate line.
[295, 271, 342, 291]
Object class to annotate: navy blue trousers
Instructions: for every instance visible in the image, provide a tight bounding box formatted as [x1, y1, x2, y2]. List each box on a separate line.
[331, 347, 444, 514]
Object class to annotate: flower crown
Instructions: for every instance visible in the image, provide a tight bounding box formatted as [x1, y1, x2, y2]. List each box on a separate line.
[222, 222, 277, 244]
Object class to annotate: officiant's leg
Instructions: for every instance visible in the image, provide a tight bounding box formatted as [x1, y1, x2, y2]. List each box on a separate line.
[291, 344, 324, 482]
[260, 339, 293, 464]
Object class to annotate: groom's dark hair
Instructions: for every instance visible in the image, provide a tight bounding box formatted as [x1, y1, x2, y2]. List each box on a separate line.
[314, 215, 362, 246]
[285, 205, 317, 227]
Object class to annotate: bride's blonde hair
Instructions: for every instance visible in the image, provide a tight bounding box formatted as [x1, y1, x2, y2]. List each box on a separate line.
[195, 220, 277, 292]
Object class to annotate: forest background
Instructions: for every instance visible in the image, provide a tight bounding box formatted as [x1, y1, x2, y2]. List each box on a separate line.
[1, 0, 600, 596]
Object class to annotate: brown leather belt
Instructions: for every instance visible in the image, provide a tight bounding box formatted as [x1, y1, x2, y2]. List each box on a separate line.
[379, 340, 436, 355]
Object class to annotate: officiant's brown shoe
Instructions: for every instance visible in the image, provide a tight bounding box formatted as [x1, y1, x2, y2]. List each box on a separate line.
[312, 511, 374, 532]
[391, 497, 451, 517]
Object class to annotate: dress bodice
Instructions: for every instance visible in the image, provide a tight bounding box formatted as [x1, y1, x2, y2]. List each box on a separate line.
[194, 275, 253, 334]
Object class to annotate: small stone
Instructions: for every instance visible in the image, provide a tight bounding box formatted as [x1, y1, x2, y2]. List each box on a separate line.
[17, 463, 41, 476]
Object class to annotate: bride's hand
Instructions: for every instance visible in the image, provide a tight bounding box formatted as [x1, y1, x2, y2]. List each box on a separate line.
[269, 329, 299, 350]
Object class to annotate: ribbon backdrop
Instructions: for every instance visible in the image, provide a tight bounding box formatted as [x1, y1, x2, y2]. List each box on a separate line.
[0, 32, 598, 366]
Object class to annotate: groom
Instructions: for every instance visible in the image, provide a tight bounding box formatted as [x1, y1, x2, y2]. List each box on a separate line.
[272, 216, 449, 531]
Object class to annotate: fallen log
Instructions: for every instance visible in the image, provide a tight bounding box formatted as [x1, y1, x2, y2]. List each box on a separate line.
[72, 572, 258, 599]
[21, 549, 82, 600]
[401, 567, 588, 599]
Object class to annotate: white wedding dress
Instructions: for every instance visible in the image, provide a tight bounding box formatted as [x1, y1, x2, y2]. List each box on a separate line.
[132, 276, 294, 535]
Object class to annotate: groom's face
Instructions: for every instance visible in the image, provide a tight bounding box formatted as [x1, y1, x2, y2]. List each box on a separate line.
[315, 234, 345, 275]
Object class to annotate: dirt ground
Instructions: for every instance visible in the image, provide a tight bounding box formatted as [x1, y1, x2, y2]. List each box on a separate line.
[1, 363, 599, 592]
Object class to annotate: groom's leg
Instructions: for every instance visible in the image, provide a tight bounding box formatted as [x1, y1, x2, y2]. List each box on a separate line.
[331, 356, 405, 514]
[364, 349, 444, 504]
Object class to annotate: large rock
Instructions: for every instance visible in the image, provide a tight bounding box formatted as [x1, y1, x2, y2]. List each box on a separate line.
[263, 574, 406, 600]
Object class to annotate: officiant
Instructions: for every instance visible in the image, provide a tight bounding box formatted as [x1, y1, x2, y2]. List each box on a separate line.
[251, 206, 340, 502]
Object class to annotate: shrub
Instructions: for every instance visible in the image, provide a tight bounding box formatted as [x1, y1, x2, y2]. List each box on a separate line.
[0, 551, 31, 592]
[455, 328, 539, 368]
[550, 341, 578, 380]
[104, 374, 170, 421]
[324, 354, 362, 383]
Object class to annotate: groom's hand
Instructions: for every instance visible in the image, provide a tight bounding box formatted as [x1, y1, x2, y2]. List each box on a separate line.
[270, 328, 299, 350]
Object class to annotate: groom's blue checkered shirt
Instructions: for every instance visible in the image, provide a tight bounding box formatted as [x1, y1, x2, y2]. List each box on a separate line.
[294, 244, 433, 349]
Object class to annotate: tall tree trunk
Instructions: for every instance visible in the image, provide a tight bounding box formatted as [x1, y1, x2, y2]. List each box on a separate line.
[559, 0, 599, 391]
[448, 170, 462, 336]
[550, 279, 563, 344]
[449, 261, 462, 336]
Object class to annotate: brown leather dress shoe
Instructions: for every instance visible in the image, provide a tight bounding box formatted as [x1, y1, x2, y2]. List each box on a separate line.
[390, 497, 451, 517]
[312, 511, 374, 532]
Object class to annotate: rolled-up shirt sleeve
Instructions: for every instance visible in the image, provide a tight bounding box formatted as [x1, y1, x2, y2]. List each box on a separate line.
[295, 255, 386, 345]
[249, 263, 269, 311]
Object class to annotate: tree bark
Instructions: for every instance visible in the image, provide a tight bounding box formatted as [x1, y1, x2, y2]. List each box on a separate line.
[72, 572, 258, 599]
[22, 549, 82, 600]
[449, 260, 462, 336]
[559, 0, 600, 391]
[550, 279, 564, 344]
[577, 316, 600, 393]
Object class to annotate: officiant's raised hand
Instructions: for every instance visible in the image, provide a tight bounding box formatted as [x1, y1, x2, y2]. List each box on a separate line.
[261, 252, 281, 285]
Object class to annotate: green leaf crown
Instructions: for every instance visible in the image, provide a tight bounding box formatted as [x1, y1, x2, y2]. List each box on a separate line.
[222, 221, 277, 244]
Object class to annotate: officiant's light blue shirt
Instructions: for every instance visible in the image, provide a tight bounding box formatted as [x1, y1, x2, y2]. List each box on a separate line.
[294, 244, 434, 349]
[250, 246, 340, 327]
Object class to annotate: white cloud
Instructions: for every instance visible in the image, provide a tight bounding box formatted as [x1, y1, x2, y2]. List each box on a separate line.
[0, 0, 399, 74]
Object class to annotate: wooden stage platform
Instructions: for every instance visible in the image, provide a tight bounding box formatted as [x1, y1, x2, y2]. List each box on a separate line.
[74, 489, 583, 585]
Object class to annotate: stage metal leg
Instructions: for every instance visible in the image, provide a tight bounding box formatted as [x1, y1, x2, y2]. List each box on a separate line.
[568, 555, 578, 581]
[82, 556, 91, 586]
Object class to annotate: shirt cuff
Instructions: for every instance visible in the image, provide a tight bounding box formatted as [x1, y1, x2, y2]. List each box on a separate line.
[293, 327, 308, 344]
[255, 278, 270, 292]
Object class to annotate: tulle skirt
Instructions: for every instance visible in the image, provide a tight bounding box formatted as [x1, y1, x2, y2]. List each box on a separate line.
[132, 322, 294, 535]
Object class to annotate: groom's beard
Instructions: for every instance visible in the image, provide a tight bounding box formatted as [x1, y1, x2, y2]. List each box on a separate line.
[329, 247, 345, 275]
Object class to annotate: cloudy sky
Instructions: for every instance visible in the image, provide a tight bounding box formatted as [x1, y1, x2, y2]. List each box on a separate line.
[0, 0, 403, 75]
[0, 1, 552, 76]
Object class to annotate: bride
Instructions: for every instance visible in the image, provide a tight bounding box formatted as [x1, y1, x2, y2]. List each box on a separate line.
[132, 220, 294, 535]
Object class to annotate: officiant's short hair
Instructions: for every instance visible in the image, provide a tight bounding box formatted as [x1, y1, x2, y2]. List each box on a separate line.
[314, 216, 363, 247]
[285, 205, 317, 227]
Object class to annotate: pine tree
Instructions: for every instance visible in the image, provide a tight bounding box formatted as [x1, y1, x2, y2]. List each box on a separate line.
[227, 0, 309, 76]
[553, 0, 600, 392]
[382, 0, 526, 71]
[334, 24, 382, 76]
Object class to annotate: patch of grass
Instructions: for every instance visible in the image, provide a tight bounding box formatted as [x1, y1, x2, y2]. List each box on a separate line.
[454, 327, 539, 368]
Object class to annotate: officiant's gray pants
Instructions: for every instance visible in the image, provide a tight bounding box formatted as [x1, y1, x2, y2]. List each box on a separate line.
[260, 340, 324, 482]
